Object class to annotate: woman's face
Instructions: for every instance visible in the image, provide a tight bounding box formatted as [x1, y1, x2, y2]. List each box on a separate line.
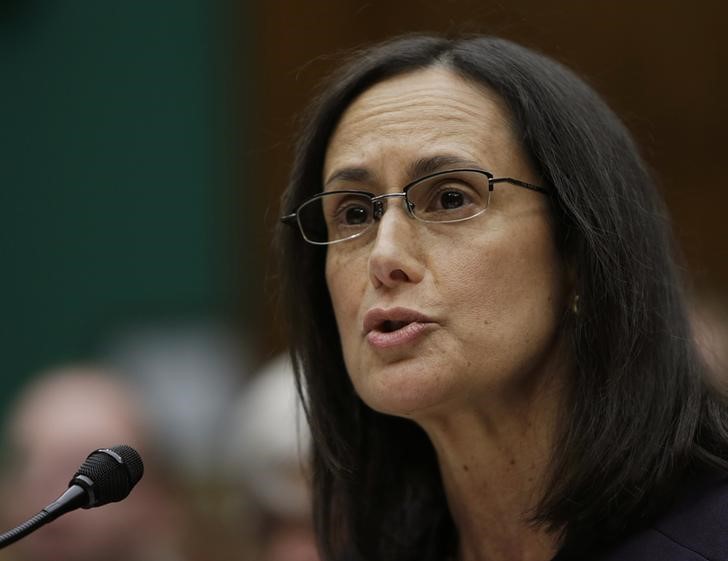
[323, 67, 570, 419]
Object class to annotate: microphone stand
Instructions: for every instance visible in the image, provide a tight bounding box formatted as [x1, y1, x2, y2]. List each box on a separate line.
[0, 485, 87, 548]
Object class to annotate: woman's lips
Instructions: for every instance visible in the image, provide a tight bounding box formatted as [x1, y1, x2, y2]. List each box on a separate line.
[366, 321, 433, 348]
[363, 307, 436, 349]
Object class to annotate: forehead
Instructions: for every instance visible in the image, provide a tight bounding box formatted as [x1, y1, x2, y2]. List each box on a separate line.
[323, 66, 522, 183]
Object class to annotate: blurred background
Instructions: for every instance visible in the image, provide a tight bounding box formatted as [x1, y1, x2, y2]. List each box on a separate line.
[0, 1, 726, 560]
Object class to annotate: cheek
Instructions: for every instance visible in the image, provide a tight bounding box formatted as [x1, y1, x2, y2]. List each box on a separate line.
[429, 245, 504, 335]
[325, 251, 365, 342]
[438, 225, 567, 342]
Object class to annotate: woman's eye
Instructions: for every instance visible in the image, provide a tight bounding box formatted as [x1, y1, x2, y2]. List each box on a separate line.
[410, 177, 483, 220]
[329, 198, 371, 226]
[342, 205, 369, 225]
[428, 185, 474, 211]
[439, 190, 466, 209]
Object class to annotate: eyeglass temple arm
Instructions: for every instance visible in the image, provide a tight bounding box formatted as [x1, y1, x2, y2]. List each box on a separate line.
[281, 212, 297, 225]
[492, 177, 549, 195]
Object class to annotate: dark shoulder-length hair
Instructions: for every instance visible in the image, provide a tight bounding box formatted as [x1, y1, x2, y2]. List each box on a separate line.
[277, 34, 728, 561]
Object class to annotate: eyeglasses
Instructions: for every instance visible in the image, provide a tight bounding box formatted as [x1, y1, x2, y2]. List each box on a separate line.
[281, 168, 548, 246]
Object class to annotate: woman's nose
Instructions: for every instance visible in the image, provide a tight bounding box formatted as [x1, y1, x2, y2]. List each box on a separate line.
[367, 204, 425, 289]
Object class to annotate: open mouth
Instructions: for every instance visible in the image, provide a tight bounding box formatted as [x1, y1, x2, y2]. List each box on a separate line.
[365, 312, 433, 349]
[363, 307, 434, 336]
[379, 320, 410, 333]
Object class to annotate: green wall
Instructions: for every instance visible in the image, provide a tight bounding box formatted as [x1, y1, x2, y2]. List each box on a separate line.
[0, 2, 243, 410]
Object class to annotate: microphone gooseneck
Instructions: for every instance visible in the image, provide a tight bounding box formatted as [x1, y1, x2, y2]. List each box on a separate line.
[0, 445, 144, 549]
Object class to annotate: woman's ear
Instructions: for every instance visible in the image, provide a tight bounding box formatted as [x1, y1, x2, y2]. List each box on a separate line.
[564, 257, 579, 315]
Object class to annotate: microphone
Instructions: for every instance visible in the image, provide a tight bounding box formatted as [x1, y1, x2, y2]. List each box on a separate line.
[0, 444, 144, 549]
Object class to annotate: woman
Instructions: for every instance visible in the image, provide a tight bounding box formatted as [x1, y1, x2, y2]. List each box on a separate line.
[277, 35, 728, 561]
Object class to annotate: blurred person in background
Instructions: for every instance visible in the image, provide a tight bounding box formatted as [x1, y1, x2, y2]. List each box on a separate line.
[0, 365, 188, 561]
[225, 354, 320, 561]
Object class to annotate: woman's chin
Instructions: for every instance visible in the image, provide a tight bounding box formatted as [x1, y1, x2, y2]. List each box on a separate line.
[353, 361, 461, 419]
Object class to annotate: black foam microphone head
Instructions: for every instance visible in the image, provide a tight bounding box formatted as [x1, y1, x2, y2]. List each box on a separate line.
[70, 445, 144, 508]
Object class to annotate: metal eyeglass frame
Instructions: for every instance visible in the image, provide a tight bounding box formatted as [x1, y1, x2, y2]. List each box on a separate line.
[281, 168, 549, 246]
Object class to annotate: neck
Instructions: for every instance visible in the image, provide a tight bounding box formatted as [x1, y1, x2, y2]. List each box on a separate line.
[417, 376, 565, 561]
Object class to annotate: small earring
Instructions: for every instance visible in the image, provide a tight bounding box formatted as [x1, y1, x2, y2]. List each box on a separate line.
[571, 294, 580, 315]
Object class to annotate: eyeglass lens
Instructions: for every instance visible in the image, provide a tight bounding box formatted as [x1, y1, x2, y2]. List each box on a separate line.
[297, 170, 492, 244]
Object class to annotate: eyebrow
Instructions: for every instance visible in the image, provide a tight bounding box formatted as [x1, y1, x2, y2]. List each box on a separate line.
[324, 154, 481, 188]
[407, 154, 480, 179]
[324, 166, 371, 186]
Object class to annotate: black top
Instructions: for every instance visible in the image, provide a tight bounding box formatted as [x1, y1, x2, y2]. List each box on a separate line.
[553, 468, 728, 560]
